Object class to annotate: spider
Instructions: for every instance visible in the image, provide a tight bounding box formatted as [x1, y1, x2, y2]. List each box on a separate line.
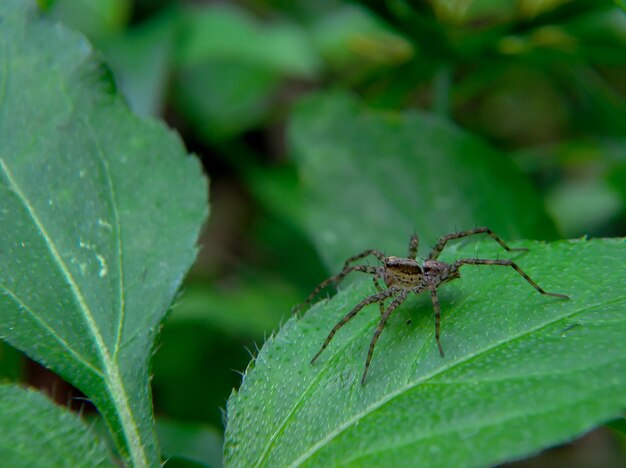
[295, 227, 569, 385]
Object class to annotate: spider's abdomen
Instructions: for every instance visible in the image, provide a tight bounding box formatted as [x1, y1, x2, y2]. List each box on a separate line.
[384, 256, 423, 287]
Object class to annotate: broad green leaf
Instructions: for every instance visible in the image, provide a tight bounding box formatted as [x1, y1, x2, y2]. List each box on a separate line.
[241, 163, 330, 290]
[514, 138, 626, 236]
[225, 238, 626, 466]
[0, 383, 113, 467]
[99, 8, 178, 117]
[172, 60, 281, 143]
[169, 279, 300, 338]
[309, 5, 414, 77]
[546, 178, 622, 237]
[156, 419, 223, 468]
[608, 417, 626, 435]
[171, 4, 320, 143]
[243, 163, 305, 234]
[0, 2, 208, 466]
[0, 341, 22, 380]
[289, 91, 557, 270]
[457, 65, 569, 146]
[152, 318, 251, 428]
[175, 5, 320, 78]
[44, 0, 131, 39]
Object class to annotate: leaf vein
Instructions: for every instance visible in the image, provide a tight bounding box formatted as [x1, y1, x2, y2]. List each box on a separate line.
[290, 297, 626, 466]
[0, 282, 104, 378]
[341, 364, 625, 466]
[82, 118, 126, 361]
[258, 284, 490, 465]
[255, 285, 388, 465]
[0, 157, 147, 467]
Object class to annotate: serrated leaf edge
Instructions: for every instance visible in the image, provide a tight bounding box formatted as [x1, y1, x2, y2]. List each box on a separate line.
[0, 158, 148, 467]
[287, 297, 625, 466]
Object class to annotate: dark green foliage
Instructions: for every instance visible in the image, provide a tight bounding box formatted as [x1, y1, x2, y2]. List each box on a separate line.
[0, 0, 207, 465]
[226, 239, 626, 466]
[1, 0, 625, 466]
[290, 91, 558, 269]
[0, 384, 113, 467]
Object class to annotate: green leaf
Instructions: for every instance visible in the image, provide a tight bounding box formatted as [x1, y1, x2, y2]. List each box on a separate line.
[44, 0, 131, 39]
[607, 417, 626, 435]
[156, 419, 223, 468]
[289, 91, 557, 270]
[175, 5, 320, 78]
[546, 178, 623, 237]
[172, 60, 281, 143]
[0, 2, 208, 466]
[0, 383, 113, 467]
[309, 5, 414, 77]
[0, 341, 22, 380]
[98, 8, 178, 117]
[170, 278, 300, 338]
[171, 4, 321, 143]
[225, 238, 626, 466]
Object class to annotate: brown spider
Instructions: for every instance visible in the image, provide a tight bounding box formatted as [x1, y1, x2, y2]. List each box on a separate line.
[295, 227, 569, 385]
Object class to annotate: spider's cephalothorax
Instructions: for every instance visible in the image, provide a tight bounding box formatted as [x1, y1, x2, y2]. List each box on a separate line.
[294, 227, 569, 385]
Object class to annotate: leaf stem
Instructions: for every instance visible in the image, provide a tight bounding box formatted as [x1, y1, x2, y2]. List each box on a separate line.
[433, 63, 452, 118]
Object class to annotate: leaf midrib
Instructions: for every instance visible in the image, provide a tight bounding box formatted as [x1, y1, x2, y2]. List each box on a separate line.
[253, 283, 478, 465]
[0, 157, 147, 467]
[284, 297, 624, 466]
[341, 364, 625, 466]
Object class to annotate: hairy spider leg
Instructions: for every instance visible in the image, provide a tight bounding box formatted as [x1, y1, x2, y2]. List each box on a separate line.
[408, 234, 419, 260]
[372, 276, 386, 316]
[343, 248, 386, 267]
[293, 264, 381, 314]
[310, 288, 397, 365]
[452, 258, 570, 299]
[293, 249, 385, 314]
[361, 290, 409, 385]
[427, 227, 528, 261]
[429, 288, 445, 357]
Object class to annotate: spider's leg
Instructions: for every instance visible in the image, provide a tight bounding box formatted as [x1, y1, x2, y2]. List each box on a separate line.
[429, 288, 445, 357]
[427, 227, 527, 260]
[361, 291, 409, 385]
[311, 288, 396, 365]
[372, 276, 386, 316]
[293, 264, 380, 315]
[407, 234, 419, 260]
[343, 249, 386, 267]
[452, 258, 569, 299]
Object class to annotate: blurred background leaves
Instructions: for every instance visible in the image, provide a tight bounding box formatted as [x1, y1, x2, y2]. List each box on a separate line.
[7, 0, 626, 465]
